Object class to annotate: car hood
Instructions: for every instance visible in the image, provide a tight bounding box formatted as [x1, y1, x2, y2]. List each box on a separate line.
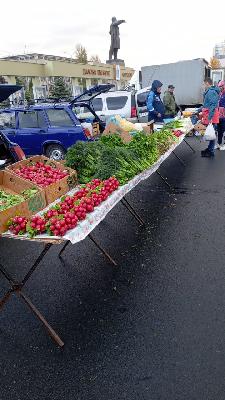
[71, 84, 114, 105]
[0, 85, 22, 102]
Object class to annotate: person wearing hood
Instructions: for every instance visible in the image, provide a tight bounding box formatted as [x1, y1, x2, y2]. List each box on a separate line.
[146, 80, 165, 123]
[200, 77, 220, 157]
[217, 80, 225, 150]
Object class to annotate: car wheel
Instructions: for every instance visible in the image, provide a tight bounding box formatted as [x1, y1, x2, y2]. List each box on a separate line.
[45, 145, 65, 160]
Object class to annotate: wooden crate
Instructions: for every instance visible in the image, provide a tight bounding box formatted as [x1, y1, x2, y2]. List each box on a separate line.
[0, 170, 46, 233]
[6, 155, 77, 205]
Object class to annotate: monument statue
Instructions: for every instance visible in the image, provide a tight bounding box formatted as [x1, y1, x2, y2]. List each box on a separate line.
[108, 17, 126, 61]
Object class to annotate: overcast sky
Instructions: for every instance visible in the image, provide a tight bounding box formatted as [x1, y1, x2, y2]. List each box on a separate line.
[1, 0, 225, 70]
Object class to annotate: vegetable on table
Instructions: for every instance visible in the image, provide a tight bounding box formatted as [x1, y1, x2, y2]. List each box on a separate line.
[65, 129, 177, 185]
[13, 162, 68, 187]
[7, 177, 120, 238]
[0, 187, 39, 212]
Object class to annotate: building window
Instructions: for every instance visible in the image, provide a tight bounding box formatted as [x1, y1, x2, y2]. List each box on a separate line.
[91, 78, 98, 86]
[35, 86, 47, 99]
[78, 78, 87, 91]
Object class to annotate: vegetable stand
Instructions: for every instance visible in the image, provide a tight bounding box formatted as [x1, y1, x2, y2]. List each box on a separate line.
[0, 134, 191, 347]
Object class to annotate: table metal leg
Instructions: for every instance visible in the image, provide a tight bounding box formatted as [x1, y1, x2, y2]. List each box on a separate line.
[88, 234, 117, 266]
[156, 170, 173, 190]
[184, 138, 195, 152]
[172, 150, 186, 166]
[58, 240, 70, 259]
[121, 197, 145, 226]
[19, 291, 64, 347]
[0, 243, 64, 347]
[0, 289, 13, 310]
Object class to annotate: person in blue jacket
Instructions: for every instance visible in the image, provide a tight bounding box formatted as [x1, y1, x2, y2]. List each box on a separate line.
[147, 80, 165, 123]
[199, 77, 220, 157]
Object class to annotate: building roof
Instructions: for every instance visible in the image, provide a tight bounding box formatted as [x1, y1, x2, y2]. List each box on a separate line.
[0, 53, 79, 63]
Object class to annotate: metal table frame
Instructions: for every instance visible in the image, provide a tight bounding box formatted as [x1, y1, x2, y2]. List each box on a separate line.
[0, 136, 195, 347]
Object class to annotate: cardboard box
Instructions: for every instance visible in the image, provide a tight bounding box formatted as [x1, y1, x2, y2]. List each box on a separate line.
[103, 123, 133, 143]
[92, 122, 100, 137]
[6, 155, 77, 205]
[0, 170, 46, 233]
[194, 122, 206, 135]
[142, 122, 154, 135]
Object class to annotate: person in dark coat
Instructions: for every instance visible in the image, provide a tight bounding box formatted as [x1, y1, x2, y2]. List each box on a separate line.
[146, 80, 165, 123]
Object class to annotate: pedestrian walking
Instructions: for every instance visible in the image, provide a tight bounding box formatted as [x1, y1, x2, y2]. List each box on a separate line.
[146, 80, 165, 123]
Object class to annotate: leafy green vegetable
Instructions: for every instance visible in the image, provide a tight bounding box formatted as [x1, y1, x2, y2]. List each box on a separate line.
[65, 129, 177, 185]
[0, 187, 39, 212]
[163, 120, 183, 129]
[99, 134, 125, 148]
[0, 190, 24, 211]
[21, 188, 38, 199]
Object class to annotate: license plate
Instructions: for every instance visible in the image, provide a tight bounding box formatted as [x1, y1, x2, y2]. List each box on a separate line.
[139, 112, 148, 117]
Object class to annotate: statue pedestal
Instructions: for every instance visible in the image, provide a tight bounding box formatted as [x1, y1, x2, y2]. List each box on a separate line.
[106, 59, 125, 66]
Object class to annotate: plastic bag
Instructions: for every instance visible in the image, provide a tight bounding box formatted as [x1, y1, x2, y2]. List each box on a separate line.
[204, 123, 216, 141]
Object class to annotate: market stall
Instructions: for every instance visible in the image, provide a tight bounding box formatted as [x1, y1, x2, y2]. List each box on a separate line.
[0, 119, 194, 347]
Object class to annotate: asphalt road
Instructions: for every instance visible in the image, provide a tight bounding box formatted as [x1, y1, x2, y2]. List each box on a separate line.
[1, 137, 225, 400]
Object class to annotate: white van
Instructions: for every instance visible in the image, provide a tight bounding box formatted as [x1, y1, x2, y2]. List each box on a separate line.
[135, 87, 151, 123]
[74, 90, 138, 123]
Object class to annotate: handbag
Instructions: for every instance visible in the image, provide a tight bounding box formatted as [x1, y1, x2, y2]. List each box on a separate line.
[204, 123, 216, 141]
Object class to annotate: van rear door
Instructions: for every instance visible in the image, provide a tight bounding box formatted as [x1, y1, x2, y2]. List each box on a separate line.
[136, 89, 150, 122]
[104, 93, 130, 120]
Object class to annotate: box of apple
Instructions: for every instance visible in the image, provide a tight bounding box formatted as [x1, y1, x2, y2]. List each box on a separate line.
[6, 155, 77, 205]
[7, 177, 120, 238]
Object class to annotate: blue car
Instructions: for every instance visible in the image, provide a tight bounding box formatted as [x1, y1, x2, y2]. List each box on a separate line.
[0, 84, 114, 160]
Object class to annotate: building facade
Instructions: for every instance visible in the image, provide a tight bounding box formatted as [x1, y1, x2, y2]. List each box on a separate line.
[0, 53, 134, 101]
[213, 41, 225, 60]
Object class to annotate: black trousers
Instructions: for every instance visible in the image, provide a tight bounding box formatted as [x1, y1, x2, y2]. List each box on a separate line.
[217, 119, 225, 145]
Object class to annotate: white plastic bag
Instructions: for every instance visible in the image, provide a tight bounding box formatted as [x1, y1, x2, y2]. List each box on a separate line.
[204, 123, 216, 141]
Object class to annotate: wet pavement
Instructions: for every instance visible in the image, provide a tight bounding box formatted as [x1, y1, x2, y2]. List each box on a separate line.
[1, 137, 225, 400]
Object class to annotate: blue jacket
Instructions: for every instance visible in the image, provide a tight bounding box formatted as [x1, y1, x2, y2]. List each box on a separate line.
[202, 86, 220, 120]
[147, 80, 165, 122]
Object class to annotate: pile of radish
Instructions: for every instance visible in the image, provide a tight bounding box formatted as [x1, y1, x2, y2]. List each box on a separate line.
[13, 161, 69, 187]
[7, 177, 119, 237]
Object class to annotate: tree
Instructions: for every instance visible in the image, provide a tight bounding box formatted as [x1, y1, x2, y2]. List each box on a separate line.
[49, 77, 72, 99]
[25, 78, 34, 103]
[89, 54, 101, 64]
[210, 57, 221, 69]
[74, 44, 88, 64]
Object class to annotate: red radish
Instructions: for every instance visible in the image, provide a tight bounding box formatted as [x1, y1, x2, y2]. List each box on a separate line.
[7, 216, 28, 235]
[13, 162, 69, 187]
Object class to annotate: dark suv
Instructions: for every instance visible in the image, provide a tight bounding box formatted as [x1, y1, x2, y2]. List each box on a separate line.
[0, 84, 114, 160]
